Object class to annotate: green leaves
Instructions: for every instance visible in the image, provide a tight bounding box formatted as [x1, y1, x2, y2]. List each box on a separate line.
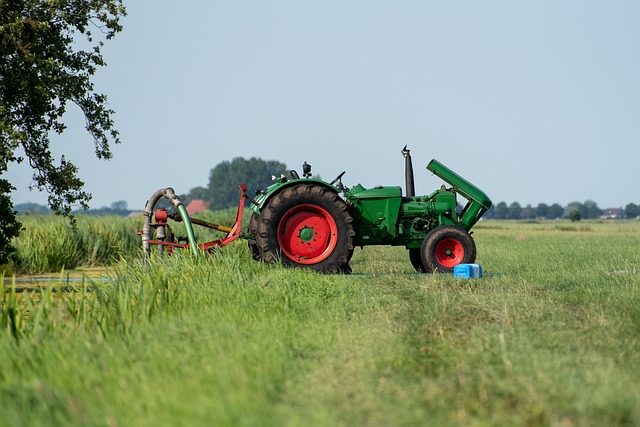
[0, 0, 126, 260]
[205, 157, 289, 210]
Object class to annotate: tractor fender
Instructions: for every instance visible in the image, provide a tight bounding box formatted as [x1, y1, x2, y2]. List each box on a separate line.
[249, 178, 340, 214]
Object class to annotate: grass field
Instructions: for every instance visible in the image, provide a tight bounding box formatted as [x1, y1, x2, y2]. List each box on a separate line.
[1, 219, 639, 426]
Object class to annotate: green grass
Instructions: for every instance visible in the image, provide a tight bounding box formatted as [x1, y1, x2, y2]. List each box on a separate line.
[1, 220, 639, 426]
[7, 215, 142, 274]
[7, 208, 242, 274]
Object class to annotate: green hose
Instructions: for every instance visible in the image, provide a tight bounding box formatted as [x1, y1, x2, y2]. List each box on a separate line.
[178, 204, 199, 256]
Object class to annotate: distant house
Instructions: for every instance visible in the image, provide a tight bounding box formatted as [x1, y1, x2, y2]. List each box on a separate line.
[186, 199, 209, 216]
[600, 208, 623, 219]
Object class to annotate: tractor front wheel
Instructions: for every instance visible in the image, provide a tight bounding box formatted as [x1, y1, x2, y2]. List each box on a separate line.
[255, 184, 355, 273]
[409, 248, 427, 273]
[420, 225, 476, 273]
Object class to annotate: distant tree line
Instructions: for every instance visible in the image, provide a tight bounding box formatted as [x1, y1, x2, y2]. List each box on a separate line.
[483, 200, 640, 220]
[15, 200, 132, 216]
[15, 157, 640, 221]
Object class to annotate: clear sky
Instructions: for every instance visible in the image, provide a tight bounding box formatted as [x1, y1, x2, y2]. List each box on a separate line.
[7, 1, 640, 211]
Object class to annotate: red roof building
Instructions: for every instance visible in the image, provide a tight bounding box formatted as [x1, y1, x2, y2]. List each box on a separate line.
[185, 199, 209, 216]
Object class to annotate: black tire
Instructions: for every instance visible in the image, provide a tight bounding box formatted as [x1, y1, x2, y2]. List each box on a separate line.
[255, 184, 355, 273]
[409, 248, 427, 273]
[421, 225, 476, 273]
[247, 213, 261, 261]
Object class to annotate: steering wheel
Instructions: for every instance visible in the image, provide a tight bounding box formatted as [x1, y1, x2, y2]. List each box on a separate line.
[330, 171, 346, 186]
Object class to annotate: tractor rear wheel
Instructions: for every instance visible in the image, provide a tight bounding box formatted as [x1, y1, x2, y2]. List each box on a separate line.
[420, 225, 476, 273]
[255, 184, 355, 273]
[247, 213, 261, 261]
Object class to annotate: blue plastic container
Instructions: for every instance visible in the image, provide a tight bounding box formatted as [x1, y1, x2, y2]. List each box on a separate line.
[453, 264, 483, 279]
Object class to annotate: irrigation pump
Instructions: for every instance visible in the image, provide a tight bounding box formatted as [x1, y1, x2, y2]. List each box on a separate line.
[139, 147, 492, 273]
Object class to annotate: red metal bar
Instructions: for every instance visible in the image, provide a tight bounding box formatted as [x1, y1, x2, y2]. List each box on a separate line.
[141, 184, 248, 254]
[198, 184, 247, 251]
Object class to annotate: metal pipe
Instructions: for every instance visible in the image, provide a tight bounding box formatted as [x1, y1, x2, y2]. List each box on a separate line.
[174, 214, 233, 234]
[402, 145, 415, 197]
[177, 205, 199, 256]
[142, 188, 199, 257]
[142, 189, 167, 257]
[155, 223, 166, 256]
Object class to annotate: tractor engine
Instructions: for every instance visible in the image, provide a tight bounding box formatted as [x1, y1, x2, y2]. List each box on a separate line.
[343, 182, 459, 248]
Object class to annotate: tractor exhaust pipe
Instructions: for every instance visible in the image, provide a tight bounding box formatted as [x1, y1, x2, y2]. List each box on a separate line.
[402, 145, 415, 197]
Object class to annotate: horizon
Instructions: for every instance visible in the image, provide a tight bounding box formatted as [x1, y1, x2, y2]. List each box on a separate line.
[6, 1, 640, 211]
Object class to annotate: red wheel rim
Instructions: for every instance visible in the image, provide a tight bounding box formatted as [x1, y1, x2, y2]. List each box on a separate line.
[277, 204, 338, 265]
[434, 237, 465, 268]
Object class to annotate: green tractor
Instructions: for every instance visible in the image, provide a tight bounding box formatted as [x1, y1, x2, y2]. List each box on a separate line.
[247, 146, 492, 273]
[140, 146, 491, 274]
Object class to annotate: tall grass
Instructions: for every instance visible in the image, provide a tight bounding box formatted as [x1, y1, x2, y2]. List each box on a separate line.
[1, 219, 639, 426]
[9, 215, 142, 274]
[8, 208, 244, 274]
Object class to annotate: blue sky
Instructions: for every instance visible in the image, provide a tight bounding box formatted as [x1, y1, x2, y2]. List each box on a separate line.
[7, 1, 640, 210]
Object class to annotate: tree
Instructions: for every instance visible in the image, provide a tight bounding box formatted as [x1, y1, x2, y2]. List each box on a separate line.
[491, 202, 508, 219]
[522, 204, 535, 220]
[625, 203, 639, 219]
[536, 203, 549, 219]
[548, 203, 564, 219]
[179, 186, 209, 207]
[567, 202, 584, 219]
[583, 200, 601, 219]
[507, 202, 522, 220]
[109, 200, 127, 213]
[1, 0, 126, 258]
[207, 157, 288, 210]
[569, 209, 581, 222]
[14, 202, 50, 214]
[0, 178, 22, 264]
[566, 200, 601, 220]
